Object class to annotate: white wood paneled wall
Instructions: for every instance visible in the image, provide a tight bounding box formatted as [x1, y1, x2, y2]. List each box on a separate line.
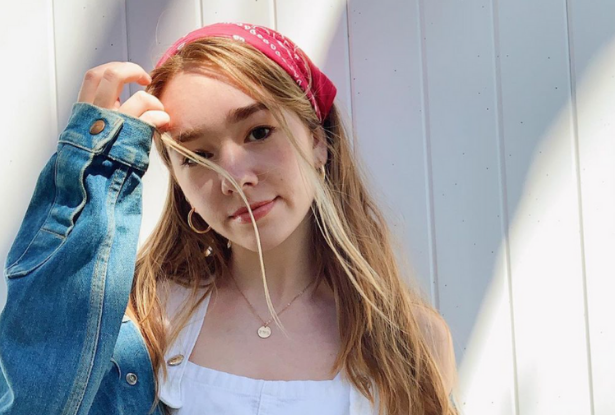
[1, 1, 614, 414]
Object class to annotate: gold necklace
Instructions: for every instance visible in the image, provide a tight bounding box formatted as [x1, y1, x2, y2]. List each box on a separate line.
[229, 275, 315, 339]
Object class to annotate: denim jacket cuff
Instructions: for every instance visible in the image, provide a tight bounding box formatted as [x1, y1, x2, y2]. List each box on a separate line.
[58, 102, 155, 171]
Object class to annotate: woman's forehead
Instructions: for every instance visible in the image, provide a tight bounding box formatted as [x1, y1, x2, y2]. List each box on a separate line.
[161, 72, 264, 133]
[162, 71, 251, 106]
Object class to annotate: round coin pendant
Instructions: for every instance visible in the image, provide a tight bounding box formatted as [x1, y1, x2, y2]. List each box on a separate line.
[257, 325, 272, 339]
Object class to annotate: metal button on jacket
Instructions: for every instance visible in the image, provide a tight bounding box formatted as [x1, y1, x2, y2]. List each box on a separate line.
[126, 373, 138, 385]
[167, 354, 184, 366]
[89, 119, 106, 135]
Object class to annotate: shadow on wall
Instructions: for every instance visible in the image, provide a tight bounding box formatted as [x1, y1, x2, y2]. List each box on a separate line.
[454, 7, 615, 415]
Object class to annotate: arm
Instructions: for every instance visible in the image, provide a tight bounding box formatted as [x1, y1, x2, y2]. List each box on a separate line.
[0, 102, 155, 415]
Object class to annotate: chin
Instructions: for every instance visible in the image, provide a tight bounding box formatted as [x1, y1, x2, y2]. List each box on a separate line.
[233, 227, 292, 253]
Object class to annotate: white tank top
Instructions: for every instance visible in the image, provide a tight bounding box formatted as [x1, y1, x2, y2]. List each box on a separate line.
[157, 283, 377, 414]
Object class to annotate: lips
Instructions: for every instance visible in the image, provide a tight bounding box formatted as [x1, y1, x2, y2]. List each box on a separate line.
[231, 198, 277, 218]
[231, 197, 278, 223]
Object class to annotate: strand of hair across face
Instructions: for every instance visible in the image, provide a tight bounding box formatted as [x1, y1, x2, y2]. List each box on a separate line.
[159, 131, 287, 333]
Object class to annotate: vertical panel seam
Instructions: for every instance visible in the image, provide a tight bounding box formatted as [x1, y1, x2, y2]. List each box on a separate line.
[199, 0, 204, 27]
[342, 0, 352, 123]
[123, 0, 130, 63]
[416, 0, 438, 309]
[272, 0, 278, 29]
[50, 0, 60, 141]
[123, 0, 132, 96]
[345, 0, 357, 142]
[490, 0, 520, 413]
[564, 0, 595, 413]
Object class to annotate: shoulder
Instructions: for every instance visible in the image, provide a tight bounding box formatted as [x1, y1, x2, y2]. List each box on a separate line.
[413, 304, 452, 348]
[158, 280, 212, 326]
[158, 281, 192, 314]
[157, 280, 202, 331]
[413, 304, 456, 393]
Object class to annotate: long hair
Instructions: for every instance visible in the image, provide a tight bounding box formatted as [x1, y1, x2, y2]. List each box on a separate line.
[127, 36, 458, 415]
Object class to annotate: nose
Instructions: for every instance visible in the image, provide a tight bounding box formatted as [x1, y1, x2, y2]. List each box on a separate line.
[218, 144, 258, 195]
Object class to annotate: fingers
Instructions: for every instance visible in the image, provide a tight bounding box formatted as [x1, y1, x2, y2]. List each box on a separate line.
[139, 110, 171, 129]
[92, 63, 152, 108]
[118, 89, 162, 115]
[77, 61, 170, 131]
[77, 62, 151, 106]
[78, 62, 170, 132]
[119, 90, 169, 129]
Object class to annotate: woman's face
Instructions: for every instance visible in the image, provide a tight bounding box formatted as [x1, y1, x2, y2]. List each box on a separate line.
[160, 71, 327, 252]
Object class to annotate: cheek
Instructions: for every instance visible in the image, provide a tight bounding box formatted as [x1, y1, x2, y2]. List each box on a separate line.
[172, 166, 215, 206]
[270, 142, 301, 176]
[274, 154, 315, 202]
[266, 149, 299, 194]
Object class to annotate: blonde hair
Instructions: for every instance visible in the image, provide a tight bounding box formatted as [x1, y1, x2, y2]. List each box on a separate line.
[128, 36, 459, 415]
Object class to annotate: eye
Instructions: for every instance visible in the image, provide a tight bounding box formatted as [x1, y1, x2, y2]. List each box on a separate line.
[181, 151, 212, 167]
[247, 126, 275, 142]
[180, 127, 274, 168]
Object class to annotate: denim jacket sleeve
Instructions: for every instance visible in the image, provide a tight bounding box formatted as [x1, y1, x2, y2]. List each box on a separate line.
[0, 103, 160, 414]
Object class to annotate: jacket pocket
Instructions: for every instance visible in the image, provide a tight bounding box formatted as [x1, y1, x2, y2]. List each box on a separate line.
[4, 143, 93, 279]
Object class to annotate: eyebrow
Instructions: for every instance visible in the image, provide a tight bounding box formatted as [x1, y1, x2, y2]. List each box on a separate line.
[176, 102, 269, 143]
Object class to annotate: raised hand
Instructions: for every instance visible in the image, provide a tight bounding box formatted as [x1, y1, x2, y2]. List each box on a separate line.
[77, 61, 169, 129]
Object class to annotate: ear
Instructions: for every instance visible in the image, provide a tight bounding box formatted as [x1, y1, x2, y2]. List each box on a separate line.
[312, 127, 328, 167]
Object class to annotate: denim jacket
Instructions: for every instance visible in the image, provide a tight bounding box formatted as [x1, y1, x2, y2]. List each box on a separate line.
[0, 103, 164, 414]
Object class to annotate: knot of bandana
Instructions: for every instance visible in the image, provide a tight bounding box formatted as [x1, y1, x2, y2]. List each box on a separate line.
[155, 22, 337, 123]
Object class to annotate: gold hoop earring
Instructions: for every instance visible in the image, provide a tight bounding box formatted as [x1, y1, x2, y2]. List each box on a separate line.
[187, 207, 211, 234]
[319, 165, 326, 180]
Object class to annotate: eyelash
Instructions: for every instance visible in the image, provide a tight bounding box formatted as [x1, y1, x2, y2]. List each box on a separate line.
[180, 126, 275, 167]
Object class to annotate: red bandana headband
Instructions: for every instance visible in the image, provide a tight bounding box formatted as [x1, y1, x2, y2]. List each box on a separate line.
[155, 22, 337, 123]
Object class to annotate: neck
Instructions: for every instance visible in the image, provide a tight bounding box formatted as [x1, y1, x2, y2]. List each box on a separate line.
[226, 214, 319, 305]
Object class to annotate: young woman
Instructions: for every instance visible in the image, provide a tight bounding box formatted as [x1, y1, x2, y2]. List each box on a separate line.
[0, 22, 457, 415]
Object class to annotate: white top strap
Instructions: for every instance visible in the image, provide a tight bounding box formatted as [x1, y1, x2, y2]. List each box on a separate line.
[158, 283, 209, 409]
